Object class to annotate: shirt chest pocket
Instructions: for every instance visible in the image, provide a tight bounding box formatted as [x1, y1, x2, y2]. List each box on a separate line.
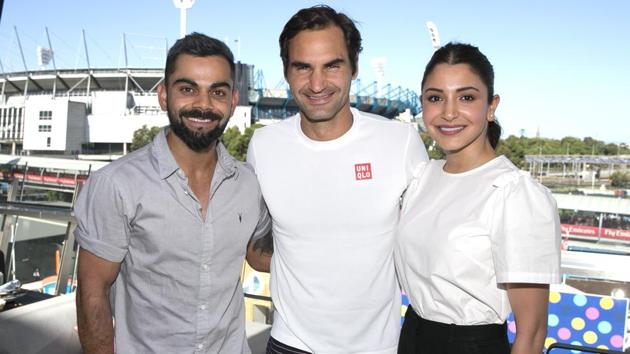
[127, 194, 203, 265]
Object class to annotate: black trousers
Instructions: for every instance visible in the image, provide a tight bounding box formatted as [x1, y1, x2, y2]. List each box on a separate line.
[266, 336, 311, 354]
[398, 306, 511, 354]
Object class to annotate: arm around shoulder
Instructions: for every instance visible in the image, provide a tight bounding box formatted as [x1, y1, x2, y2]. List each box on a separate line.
[246, 232, 273, 272]
[246, 184, 273, 272]
[76, 248, 121, 354]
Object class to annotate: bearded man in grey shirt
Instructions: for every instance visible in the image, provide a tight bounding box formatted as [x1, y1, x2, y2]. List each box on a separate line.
[74, 32, 270, 354]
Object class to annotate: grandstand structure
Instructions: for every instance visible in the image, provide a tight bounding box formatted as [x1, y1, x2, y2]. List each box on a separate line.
[525, 154, 630, 180]
[0, 65, 253, 156]
[0, 33, 420, 158]
[250, 69, 420, 121]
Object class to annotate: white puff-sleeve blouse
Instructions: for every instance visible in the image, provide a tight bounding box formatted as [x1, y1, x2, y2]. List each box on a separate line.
[395, 156, 561, 325]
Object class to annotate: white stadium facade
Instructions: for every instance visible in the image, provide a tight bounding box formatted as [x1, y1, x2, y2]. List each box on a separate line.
[0, 65, 253, 157]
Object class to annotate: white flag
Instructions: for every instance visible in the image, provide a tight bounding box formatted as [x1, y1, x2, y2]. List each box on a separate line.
[425, 21, 441, 51]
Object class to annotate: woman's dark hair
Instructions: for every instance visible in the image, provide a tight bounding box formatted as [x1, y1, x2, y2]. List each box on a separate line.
[421, 42, 501, 149]
[279, 5, 363, 76]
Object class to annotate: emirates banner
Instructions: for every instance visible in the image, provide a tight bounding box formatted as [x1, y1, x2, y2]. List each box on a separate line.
[561, 224, 630, 242]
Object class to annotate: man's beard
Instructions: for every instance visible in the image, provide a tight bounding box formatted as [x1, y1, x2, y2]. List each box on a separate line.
[168, 107, 229, 152]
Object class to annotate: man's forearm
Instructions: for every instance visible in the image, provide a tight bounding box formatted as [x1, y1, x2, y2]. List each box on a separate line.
[76, 287, 115, 354]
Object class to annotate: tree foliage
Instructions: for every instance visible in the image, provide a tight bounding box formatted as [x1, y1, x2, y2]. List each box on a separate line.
[610, 171, 630, 188]
[418, 132, 630, 169]
[130, 125, 161, 152]
[221, 123, 264, 161]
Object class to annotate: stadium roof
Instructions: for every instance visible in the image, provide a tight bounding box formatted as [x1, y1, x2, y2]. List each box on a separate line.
[1, 68, 164, 95]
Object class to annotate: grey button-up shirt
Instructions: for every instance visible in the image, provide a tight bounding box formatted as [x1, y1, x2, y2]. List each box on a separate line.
[75, 128, 270, 353]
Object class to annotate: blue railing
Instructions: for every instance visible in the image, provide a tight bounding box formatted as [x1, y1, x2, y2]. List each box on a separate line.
[250, 74, 421, 119]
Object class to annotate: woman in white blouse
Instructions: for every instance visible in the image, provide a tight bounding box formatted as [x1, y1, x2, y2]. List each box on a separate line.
[395, 42, 561, 354]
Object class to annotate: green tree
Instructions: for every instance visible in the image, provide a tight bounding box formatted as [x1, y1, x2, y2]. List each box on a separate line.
[560, 136, 582, 155]
[610, 171, 630, 188]
[222, 126, 242, 157]
[496, 135, 527, 168]
[416, 129, 627, 168]
[220, 123, 264, 161]
[130, 125, 161, 152]
[602, 143, 619, 155]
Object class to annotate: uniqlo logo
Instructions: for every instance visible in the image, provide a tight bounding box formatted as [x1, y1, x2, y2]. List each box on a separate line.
[354, 163, 372, 180]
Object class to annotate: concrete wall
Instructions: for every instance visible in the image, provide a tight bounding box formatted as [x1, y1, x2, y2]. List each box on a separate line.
[228, 106, 252, 133]
[19, 91, 251, 152]
[87, 114, 169, 143]
[22, 96, 71, 151]
[90, 91, 127, 115]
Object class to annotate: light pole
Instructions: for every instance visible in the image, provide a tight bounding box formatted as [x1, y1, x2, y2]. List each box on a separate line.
[173, 0, 196, 39]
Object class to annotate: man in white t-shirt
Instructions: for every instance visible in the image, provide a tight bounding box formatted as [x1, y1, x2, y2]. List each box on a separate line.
[246, 5, 428, 354]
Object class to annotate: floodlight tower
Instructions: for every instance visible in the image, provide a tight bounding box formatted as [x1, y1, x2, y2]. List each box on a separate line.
[173, 0, 196, 38]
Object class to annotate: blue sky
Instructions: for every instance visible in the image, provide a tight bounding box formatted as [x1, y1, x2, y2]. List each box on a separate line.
[1, 0, 629, 143]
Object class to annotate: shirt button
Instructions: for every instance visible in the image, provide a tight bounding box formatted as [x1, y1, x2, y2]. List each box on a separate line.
[200, 304, 207, 310]
[197, 343, 204, 349]
[202, 264, 209, 270]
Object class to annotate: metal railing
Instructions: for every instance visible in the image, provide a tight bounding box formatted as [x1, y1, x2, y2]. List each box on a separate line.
[547, 343, 624, 353]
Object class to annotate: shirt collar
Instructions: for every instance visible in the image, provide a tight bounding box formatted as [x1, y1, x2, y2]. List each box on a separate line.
[215, 141, 237, 178]
[150, 127, 237, 180]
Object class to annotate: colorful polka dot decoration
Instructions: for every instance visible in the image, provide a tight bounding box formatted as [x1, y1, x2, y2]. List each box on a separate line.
[507, 291, 628, 351]
[400, 291, 628, 351]
[401, 292, 410, 325]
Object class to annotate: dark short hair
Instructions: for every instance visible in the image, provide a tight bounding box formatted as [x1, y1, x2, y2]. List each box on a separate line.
[421, 42, 502, 149]
[164, 32, 235, 84]
[279, 5, 362, 76]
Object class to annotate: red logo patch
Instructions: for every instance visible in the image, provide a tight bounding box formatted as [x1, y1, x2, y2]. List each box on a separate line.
[354, 163, 372, 180]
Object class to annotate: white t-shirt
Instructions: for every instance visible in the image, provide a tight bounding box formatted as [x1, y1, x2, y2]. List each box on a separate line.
[395, 156, 561, 325]
[247, 108, 428, 354]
